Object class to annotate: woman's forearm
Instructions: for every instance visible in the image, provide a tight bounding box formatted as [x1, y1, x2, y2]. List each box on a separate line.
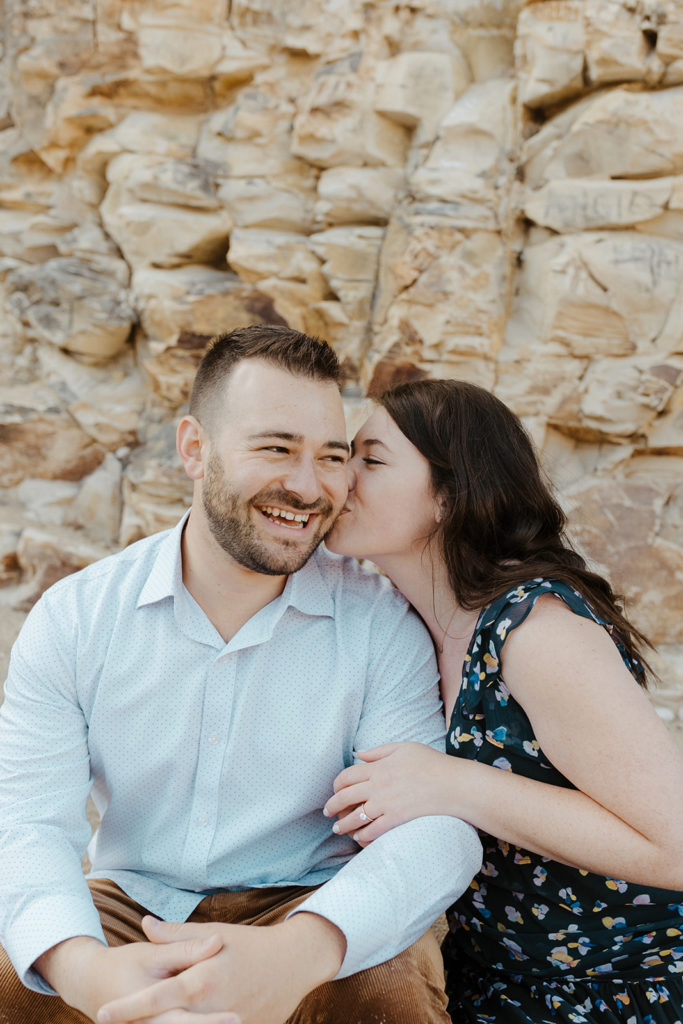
[445, 757, 682, 888]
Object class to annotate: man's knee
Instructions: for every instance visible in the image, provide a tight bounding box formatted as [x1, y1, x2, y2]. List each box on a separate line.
[289, 928, 450, 1024]
[0, 945, 88, 1024]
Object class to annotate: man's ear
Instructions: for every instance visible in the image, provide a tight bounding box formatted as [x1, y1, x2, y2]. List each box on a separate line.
[177, 415, 206, 480]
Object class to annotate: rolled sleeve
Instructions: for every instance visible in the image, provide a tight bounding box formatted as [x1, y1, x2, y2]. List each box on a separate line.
[291, 815, 482, 977]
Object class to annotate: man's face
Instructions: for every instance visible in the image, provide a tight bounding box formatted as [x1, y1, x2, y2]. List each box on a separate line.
[198, 359, 349, 575]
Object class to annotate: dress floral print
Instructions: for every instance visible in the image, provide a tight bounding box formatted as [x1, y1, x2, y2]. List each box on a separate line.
[443, 579, 683, 1023]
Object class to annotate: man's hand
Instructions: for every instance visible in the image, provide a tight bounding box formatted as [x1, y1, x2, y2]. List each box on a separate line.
[97, 912, 346, 1024]
[35, 932, 226, 1023]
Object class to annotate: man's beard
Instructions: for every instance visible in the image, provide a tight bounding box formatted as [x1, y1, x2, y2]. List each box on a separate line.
[201, 451, 336, 575]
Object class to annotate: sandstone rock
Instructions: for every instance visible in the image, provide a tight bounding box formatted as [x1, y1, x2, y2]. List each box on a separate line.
[100, 154, 232, 269]
[408, 79, 516, 231]
[229, 0, 365, 54]
[0, 522, 22, 588]
[369, 229, 508, 382]
[314, 167, 405, 226]
[68, 371, 146, 449]
[38, 76, 117, 175]
[120, 422, 193, 546]
[495, 354, 588, 418]
[69, 453, 123, 545]
[133, 265, 275, 351]
[136, 18, 224, 76]
[308, 226, 384, 320]
[4, 256, 134, 360]
[0, 385, 107, 487]
[564, 475, 683, 644]
[548, 357, 683, 441]
[525, 85, 683, 184]
[292, 53, 410, 168]
[8, 479, 80, 527]
[374, 51, 470, 142]
[516, 0, 585, 109]
[506, 234, 683, 360]
[198, 96, 304, 178]
[373, 209, 466, 327]
[14, 525, 111, 610]
[523, 178, 676, 234]
[646, 386, 683, 453]
[216, 176, 317, 232]
[228, 229, 326, 289]
[105, 153, 221, 210]
[583, 0, 664, 87]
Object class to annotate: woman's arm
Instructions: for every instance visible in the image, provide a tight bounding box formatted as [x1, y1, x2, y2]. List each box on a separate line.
[326, 596, 683, 889]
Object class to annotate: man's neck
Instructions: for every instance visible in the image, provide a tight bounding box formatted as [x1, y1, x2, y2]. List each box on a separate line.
[181, 512, 288, 643]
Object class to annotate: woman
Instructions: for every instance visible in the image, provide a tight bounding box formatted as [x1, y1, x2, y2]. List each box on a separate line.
[323, 379, 683, 1023]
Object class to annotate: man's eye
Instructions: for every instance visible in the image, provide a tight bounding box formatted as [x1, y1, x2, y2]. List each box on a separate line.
[263, 446, 289, 454]
[324, 454, 348, 464]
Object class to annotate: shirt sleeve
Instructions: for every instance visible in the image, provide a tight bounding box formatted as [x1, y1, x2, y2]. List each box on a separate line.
[291, 815, 482, 977]
[0, 595, 106, 994]
[290, 593, 483, 976]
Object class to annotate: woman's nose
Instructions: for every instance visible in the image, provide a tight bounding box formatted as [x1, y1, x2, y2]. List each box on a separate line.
[345, 459, 358, 492]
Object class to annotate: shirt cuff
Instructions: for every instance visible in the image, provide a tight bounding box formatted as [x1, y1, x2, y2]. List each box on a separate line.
[288, 815, 482, 978]
[4, 890, 107, 994]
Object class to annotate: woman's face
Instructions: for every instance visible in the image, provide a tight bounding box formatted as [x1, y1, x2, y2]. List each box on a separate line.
[326, 406, 440, 564]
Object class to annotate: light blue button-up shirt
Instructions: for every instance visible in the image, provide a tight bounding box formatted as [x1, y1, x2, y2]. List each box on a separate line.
[0, 513, 482, 992]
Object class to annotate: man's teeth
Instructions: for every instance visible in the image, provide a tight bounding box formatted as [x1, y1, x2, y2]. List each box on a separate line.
[262, 506, 311, 528]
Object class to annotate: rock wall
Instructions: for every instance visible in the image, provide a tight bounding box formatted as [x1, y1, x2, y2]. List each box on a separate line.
[1, 0, 682, 738]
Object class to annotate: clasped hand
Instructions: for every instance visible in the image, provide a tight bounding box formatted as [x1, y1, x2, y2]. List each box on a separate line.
[96, 916, 312, 1024]
[324, 741, 449, 847]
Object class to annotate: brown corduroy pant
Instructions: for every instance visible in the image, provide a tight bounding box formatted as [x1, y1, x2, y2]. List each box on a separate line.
[0, 879, 450, 1024]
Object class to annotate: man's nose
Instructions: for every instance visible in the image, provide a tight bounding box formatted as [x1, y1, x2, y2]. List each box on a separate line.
[283, 457, 323, 504]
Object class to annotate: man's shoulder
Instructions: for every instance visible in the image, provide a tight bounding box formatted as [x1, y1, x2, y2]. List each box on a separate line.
[41, 527, 173, 602]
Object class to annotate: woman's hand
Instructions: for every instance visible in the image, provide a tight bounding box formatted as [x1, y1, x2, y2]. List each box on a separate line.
[324, 742, 456, 846]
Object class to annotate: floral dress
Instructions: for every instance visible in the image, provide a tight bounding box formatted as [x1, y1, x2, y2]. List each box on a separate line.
[443, 579, 683, 1024]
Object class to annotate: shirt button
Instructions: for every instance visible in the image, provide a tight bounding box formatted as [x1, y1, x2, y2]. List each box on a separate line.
[197, 815, 208, 827]
[207, 735, 218, 746]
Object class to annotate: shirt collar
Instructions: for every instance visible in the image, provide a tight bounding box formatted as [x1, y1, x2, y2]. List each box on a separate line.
[137, 510, 335, 619]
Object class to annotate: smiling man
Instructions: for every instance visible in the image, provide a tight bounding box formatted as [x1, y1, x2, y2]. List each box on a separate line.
[0, 326, 482, 1024]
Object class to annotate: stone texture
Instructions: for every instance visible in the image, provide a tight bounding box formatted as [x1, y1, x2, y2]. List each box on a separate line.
[0, 0, 681, 739]
[4, 256, 134, 359]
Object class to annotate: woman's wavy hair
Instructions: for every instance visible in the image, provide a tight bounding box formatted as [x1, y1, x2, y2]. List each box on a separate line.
[379, 379, 653, 684]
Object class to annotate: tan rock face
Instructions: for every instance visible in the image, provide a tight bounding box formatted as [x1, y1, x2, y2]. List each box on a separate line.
[0, 0, 681, 738]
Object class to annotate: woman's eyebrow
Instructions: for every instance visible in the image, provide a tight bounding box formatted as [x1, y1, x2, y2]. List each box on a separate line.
[361, 438, 389, 450]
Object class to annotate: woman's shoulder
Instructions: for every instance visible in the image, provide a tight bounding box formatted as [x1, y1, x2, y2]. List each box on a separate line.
[477, 578, 601, 647]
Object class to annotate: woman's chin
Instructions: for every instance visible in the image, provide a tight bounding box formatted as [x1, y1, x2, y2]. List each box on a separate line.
[325, 524, 357, 557]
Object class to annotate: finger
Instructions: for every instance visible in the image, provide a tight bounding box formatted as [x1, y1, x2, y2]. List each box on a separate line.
[149, 931, 224, 975]
[97, 974, 188, 1023]
[142, 918, 222, 947]
[352, 814, 390, 845]
[113, 1012, 240, 1024]
[324, 783, 367, 817]
[356, 743, 399, 762]
[331, 800, 380, 836]
[332, 763, 368, 793]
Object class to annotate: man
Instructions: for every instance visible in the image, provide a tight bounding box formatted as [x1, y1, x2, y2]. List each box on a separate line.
[0, 326, 482, 1024]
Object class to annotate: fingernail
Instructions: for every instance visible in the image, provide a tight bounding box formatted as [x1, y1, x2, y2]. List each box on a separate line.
[98, 1013, 110, 1024]
[332, 822, 340, 833]
[353, 833, 359, 841]
[322, 807, 329, 817]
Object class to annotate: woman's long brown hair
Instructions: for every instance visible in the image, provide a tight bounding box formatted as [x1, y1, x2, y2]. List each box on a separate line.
[380, 379, 653, 684]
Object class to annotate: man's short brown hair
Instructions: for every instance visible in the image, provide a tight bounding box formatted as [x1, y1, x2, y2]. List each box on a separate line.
[189, 325, 342, 429]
